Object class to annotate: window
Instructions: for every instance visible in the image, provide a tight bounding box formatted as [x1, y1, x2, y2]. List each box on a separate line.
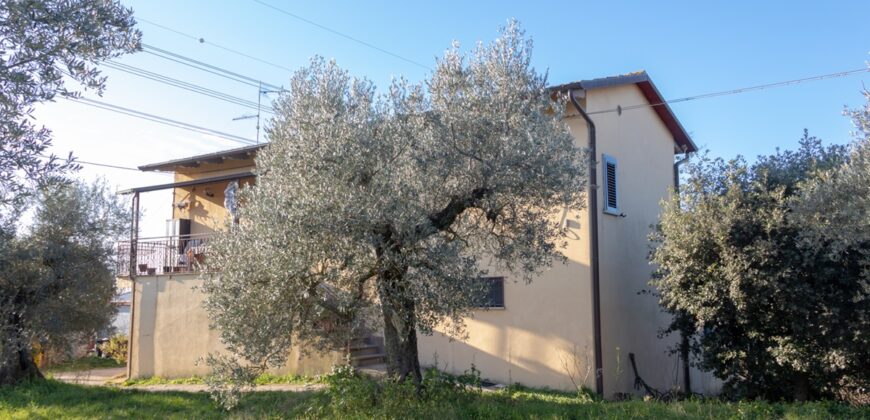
[602, 154, 619, 215]
[474, 276, 505, 308]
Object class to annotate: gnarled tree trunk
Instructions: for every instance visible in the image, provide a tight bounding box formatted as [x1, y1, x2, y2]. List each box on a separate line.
[1, 305, 44, 385]
[0, 341, 43, 385]
[376, 266, 422, 386]
[380, 300, 422, 384]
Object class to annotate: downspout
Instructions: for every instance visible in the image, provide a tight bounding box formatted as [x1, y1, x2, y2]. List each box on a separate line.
[125, 192, 139, 380]
[568, 89, 604, 396]
[673, 154, 688, 193]
[672, 152, 691, 394]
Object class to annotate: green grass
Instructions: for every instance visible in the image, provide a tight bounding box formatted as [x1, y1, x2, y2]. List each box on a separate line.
[121, 376, 206, 386]
[121, 373, 315, 387]
[2, 379, 867, 419]
[0, 379, 314, 419]
[253, 373, 317, 386]
[44, 356, 124, 373]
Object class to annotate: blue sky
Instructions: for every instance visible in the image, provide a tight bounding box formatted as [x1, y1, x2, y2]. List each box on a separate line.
[34, 1, 870, 236]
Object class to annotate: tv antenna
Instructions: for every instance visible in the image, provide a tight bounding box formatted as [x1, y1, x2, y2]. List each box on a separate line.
[232, 82, 281, 144]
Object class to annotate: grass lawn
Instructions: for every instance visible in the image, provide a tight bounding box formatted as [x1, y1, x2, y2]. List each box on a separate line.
[0, 380, 312, 419]
[1, 379, 868, 419]
[44, 356, 124, 373]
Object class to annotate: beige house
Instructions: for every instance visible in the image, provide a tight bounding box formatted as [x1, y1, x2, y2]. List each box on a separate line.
[119, 71, 718, 396]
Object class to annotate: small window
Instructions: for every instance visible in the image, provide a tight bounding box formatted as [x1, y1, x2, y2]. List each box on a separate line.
[602, 154, 619, 214]
[474, 277, 505, 308]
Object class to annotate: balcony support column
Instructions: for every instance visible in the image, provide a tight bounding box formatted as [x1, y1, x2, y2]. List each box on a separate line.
[126, 191, 140, 379]
[129, 192, 140, 276]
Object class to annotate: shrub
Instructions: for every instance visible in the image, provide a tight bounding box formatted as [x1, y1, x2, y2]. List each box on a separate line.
[306, 363, 484, 416]
[99, 335, 128, 364]
[651, 131, 869, 401]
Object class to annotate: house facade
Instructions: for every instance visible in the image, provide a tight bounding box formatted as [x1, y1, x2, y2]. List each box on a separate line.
[119, 71, 719, 396]
[120, 148, 343, 379]
[418, 73, 719, 395]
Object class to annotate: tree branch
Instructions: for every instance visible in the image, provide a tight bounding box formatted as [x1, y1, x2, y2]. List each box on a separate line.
[417, 187, 491, 238]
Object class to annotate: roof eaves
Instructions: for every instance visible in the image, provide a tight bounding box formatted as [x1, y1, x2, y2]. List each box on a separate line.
[138, 143, 266, 172]
[118, 171, 255, 194]
[547, 71, 650, 93]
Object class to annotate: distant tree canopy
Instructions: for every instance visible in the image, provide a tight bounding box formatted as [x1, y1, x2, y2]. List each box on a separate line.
[0, 180, 129, 385]
[651, 97, 870, 402]
[202, 21, 587, 407]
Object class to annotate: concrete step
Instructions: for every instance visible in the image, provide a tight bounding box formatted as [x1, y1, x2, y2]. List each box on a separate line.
[349, 344, 381, 356]
[347, 337, 370, 348]
[350, 353, 386, 367]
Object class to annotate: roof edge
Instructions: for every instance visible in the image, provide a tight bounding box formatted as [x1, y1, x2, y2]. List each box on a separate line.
[138, 143, 266, 172]
[549, 71, 696, 153]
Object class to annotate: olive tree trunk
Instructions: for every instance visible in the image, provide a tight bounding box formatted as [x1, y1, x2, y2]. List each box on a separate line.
[376, 268, 423, 385]
[0, 330, 43, 385]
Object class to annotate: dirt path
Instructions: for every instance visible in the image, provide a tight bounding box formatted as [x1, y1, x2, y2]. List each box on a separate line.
[51, 367, 326, 393]
[131, 383, 326, 393]
[51, 367, 126, 386]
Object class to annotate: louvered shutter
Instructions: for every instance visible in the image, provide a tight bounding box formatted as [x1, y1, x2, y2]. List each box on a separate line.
[603, 155, 618, 213]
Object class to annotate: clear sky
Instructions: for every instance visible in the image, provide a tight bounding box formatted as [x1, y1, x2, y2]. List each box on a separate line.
[33, 0, 870, 236]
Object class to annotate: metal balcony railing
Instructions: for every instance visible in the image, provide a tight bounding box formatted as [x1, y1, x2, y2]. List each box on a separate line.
[116, 233, 214, 277]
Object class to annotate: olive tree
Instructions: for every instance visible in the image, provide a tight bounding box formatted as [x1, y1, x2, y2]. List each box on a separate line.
[0, 0, 140, 224]
[0, 0, 139, 385]
[0, 180, 129, 385]
[649, 127, 869, 401]
[202, 21, 586, 400]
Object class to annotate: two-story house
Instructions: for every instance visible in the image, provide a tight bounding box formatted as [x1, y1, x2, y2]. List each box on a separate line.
[118, 71, 719, 396]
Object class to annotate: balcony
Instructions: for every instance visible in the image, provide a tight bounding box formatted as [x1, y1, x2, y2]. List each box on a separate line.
[116, 233, 214, 277]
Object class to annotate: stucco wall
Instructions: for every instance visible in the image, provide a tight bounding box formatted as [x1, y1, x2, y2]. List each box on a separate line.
[129, 273, 341, 379]
[417, 85, 720, 396]
[588, 84, 720, 396]
[417, 105, 597, 392]
[170, 159, 255, 235]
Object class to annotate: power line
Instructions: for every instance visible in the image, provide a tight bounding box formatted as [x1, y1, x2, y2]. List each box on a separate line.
[142, 43, 286, 91]
[58, 68, 870, 174]
[38, 153, 159, 173]
[142, 47, 263, 89]
[64, 96, 256, 145]
[101, 60, 274, 113]
[105, 60, 268, 109]
[55, 64, 260, 145]
[74, 158, 143, 172]
[137, 17, 297, 73]
[250, 0, 432, 71]
[588, 68, 870, 115]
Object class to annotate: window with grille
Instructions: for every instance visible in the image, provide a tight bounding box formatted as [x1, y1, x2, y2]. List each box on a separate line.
[474, 276, 505, 308]
[603, 154, 619, 214]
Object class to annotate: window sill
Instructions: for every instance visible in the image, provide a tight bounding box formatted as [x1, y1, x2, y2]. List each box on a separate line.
[603, 208, 621, 216]
[474, 306, 506, 311]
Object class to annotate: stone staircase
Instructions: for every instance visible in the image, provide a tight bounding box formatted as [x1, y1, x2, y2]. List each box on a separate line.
[348, 336, 386, 368]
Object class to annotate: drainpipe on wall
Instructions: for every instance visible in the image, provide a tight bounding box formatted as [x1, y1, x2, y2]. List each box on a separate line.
[568, 89, 604, 396]
[125, 192, 140, 380]
[672, 152, 691, 394]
